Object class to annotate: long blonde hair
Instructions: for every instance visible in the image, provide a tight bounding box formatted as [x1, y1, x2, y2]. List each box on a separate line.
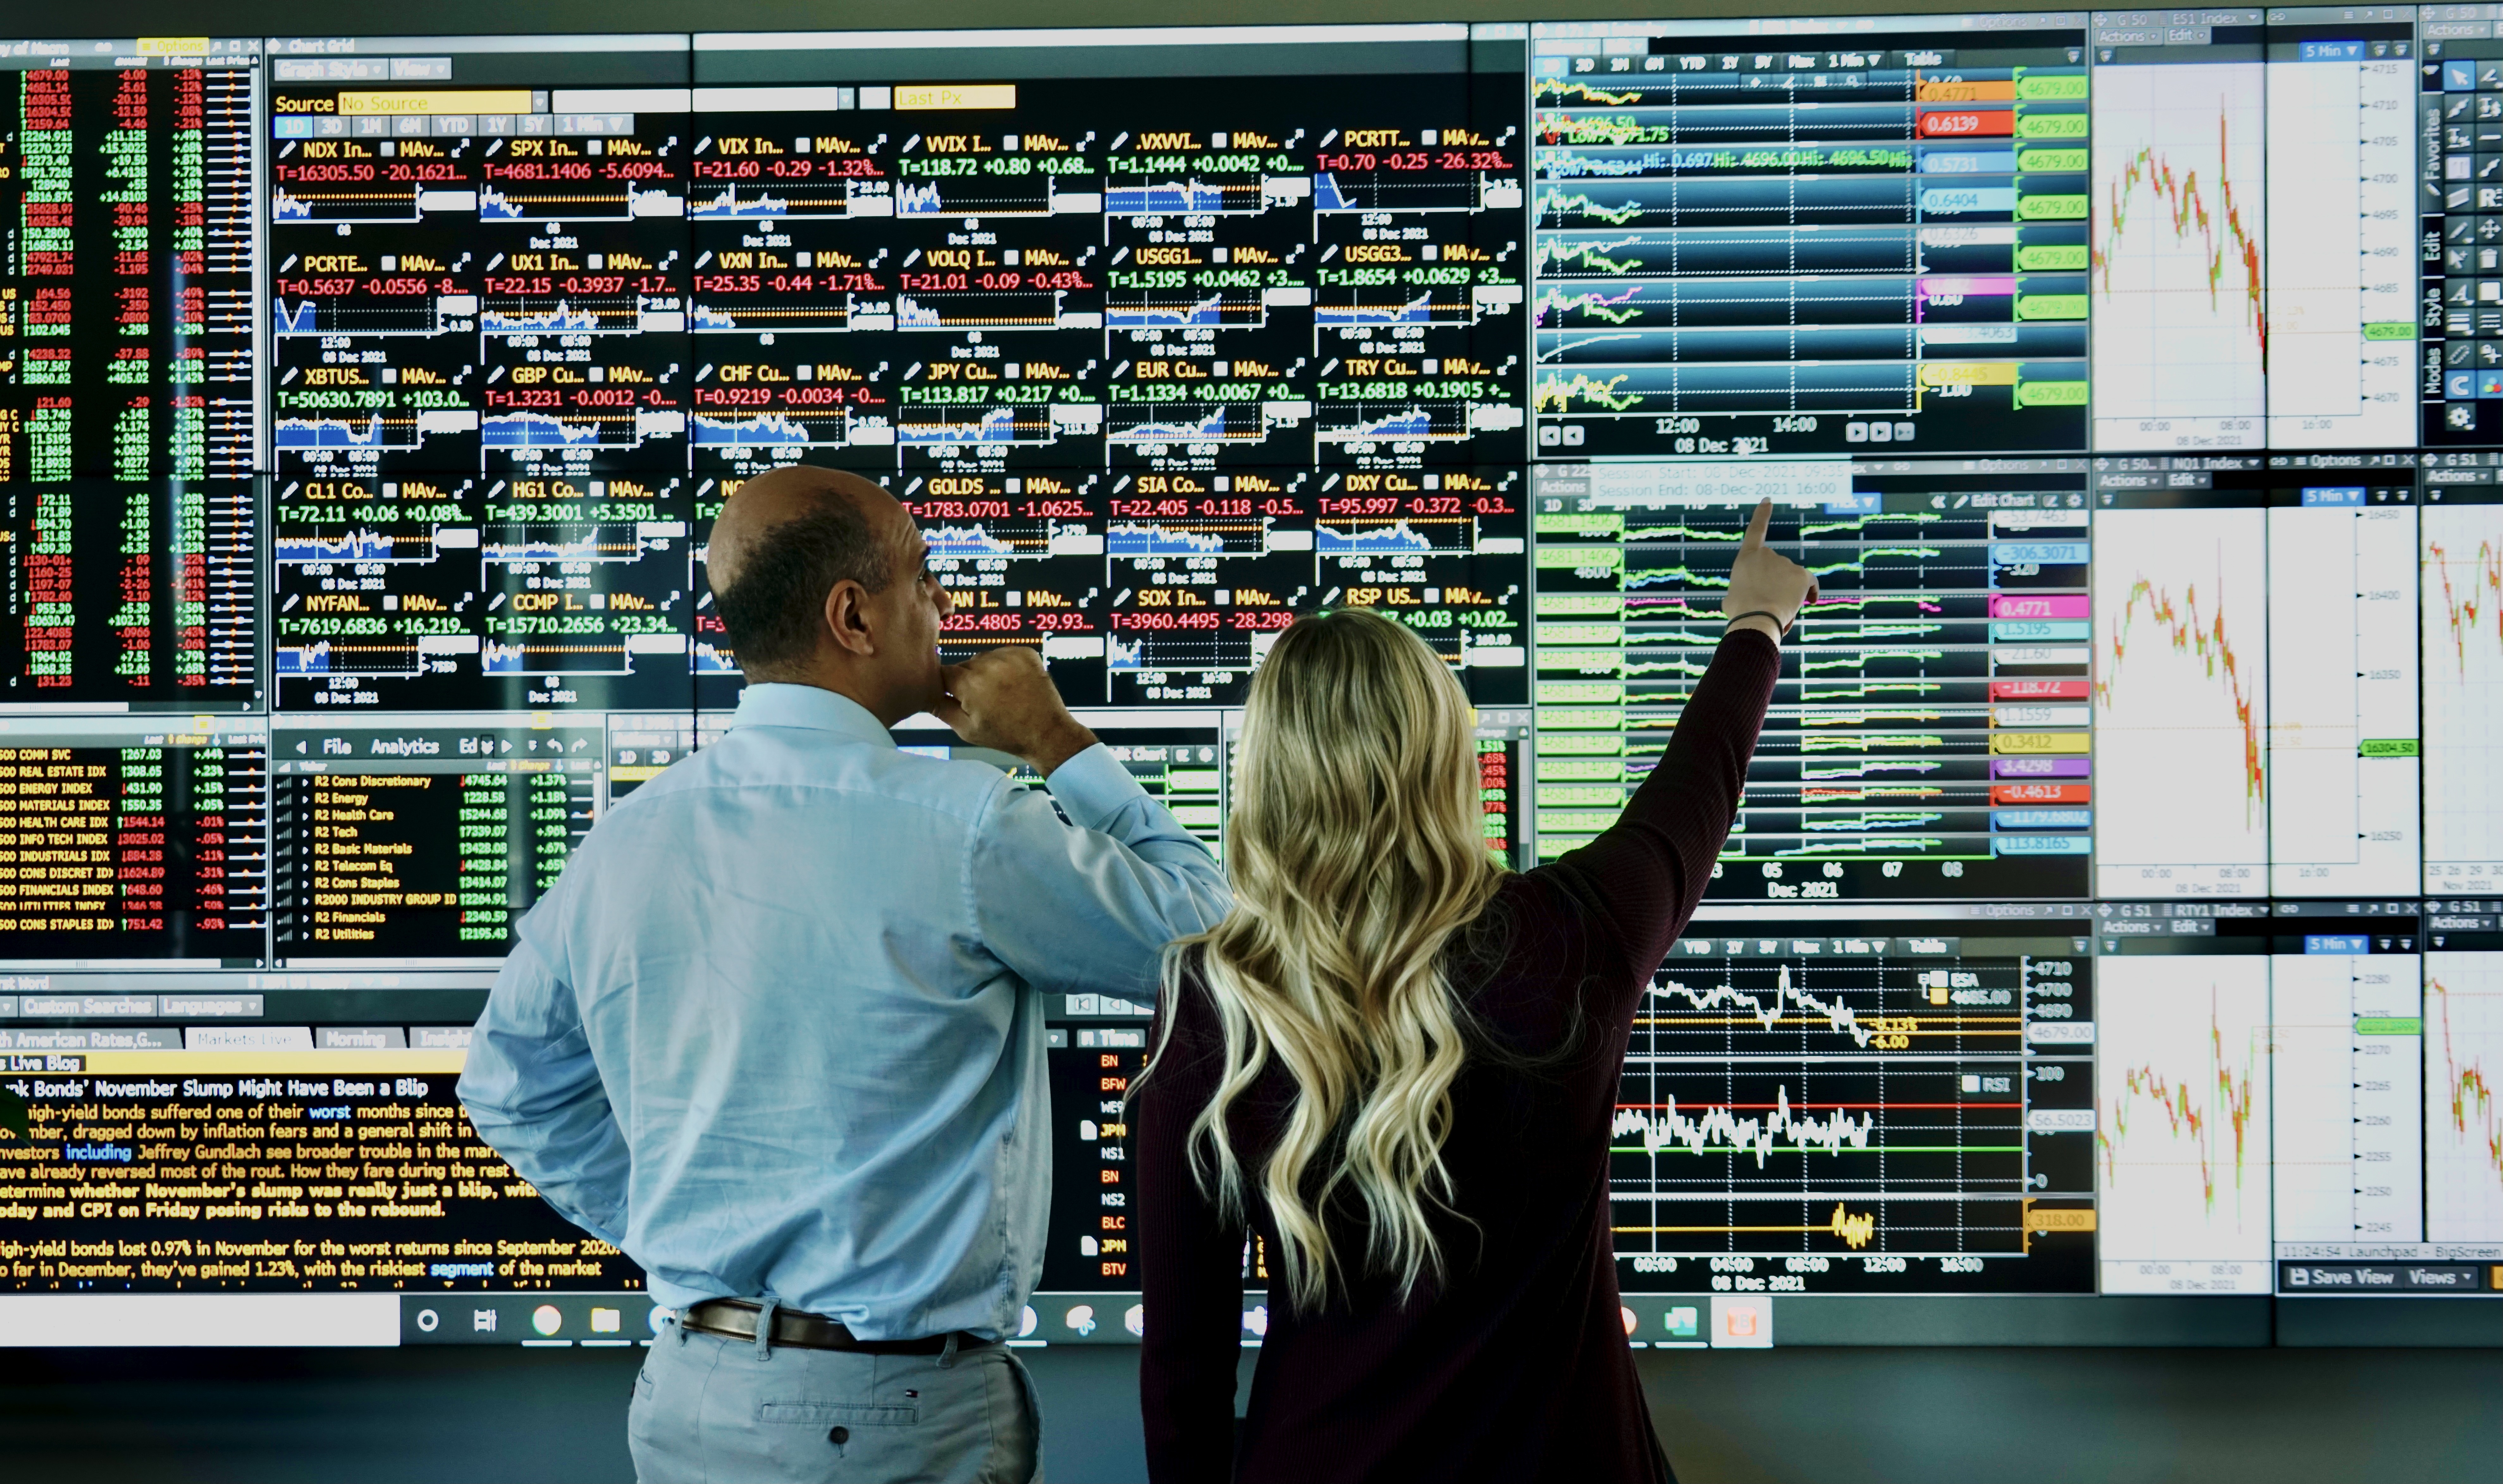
[1152, 608, 1506, 1311]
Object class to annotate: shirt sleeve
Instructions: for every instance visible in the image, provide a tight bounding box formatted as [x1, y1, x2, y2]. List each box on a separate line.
[1533, 628, 1779, 1000]
[456, 930, 631, 1247]
[971, 742, 1233, 999]
[1137, 981, 1248, 1483]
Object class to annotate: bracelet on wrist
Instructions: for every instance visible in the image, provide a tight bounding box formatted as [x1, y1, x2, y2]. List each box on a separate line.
[1724, 608, 1788, 636]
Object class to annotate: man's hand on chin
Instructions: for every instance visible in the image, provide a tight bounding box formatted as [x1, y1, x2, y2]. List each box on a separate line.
[932, 648, 1098, 775]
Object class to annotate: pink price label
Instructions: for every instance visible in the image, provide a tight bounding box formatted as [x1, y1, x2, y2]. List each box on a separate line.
[1916, 275, 2018, 299]
[1988, 594, 2089, 619]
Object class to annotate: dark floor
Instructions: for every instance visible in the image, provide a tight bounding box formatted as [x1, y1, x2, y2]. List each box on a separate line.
[1, 1343, 2496, 1483]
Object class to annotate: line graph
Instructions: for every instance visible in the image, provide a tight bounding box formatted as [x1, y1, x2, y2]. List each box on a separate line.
[2094, 955, 2271, 1293]
[2089, 62, 2267, 449]
[2091, 508, 2268, 896]
[1613, 1088, 1875, 1166]
[2422, 508, 2503, 892]
[1607, 941, 2062, 1283]
[1632, 956, 2022, 1061]
[1533, 489, 2085, 899]
[2426, 956, 2503, 1241]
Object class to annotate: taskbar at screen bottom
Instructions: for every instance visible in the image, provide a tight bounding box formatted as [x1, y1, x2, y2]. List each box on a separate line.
[0, 1290, 2488, 1348]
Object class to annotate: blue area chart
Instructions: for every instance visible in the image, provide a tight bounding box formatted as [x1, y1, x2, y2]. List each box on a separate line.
[1316, 291, 1446, 326]
[1324, 407, 1439, 440]
[274, 415, 398, 450]
[691, 187, 796, 219]
[923, 523, 1027, 557]
[482, 411, 610, 449]
[482, 533, 620, 563]
[274, 530, 410, 563]
[1108, 522, 1234, 556]
[1106, 293, 1243, 329]
[275, 640, 335, 674]
[691, 412, 822, 447]
[901, 409, 1030, 446]
[479, 301, 606, 333]
[1113, 409, 1256, 443]
[1105, 179, 1254, 214]
[1316, 520, 1447, 554]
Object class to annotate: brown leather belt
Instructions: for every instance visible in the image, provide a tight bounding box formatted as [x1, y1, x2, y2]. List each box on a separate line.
[681, 1298, 997, 1356]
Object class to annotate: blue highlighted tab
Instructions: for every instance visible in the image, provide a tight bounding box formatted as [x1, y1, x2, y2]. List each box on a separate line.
[1821, 491, 1881, 514]
[2301, 40, 2365, 61]
[1990, 620, 2090, 642]
[1992, 809, 2090, 830]
[1991, 542, 2088, 566]
[1921, 151, 2017, 174]
[2447, 59, 2476, 89]
[2301, 487, 2365, 507]
[2450, 370, 2478, 400]
[2305, 934, 2371, 955]
[1920, 187, 2018, 215]
[274, 117, 313, 139]
[1992, 835, 2091, 856]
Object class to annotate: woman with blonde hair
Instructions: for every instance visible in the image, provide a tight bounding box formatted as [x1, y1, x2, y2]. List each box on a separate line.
[1134, 499, 1815, 1483]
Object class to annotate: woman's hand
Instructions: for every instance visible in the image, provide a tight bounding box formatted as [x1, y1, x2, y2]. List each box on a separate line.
[1722, 498, 1820, 643]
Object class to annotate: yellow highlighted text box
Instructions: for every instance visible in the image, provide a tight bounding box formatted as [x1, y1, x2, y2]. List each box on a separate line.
[1918, 362, 2021, 387]
[1989, 731, 2091, 755]
[896, 84, 1018, 111]
[338, 91, 535, 117]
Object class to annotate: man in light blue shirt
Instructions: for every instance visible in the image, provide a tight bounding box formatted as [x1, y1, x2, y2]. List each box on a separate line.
[459, 465, 1228, 1483]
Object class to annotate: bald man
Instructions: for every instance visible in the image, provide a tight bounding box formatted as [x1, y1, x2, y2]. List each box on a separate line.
[459, 467, 1229, 1483]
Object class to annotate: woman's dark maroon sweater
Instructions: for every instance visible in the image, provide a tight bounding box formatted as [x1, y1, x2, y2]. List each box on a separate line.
[1135, 628, 1780, 1484]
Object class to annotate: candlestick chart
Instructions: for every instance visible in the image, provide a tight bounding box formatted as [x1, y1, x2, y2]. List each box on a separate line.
[2089, 507, 2268, 896]
[2425, 956, 2503, 1242]
[2088, 64, 2267, 449]
[2093, 955, 2271, 1293]
[2422, 508, 2503, 893]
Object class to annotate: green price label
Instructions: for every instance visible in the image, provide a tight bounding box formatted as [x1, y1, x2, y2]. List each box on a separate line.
[2017, 293, 2089, 320]
[2017, 380, 2089, 407]
[2016, 112, 2089, 139]
[2014, 71, 2090, 101]
[2018, 194, 2089, 220]
[2016, 243, 2090, 270]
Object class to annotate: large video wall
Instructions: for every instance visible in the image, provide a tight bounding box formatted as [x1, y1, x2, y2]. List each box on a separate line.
[0, 14, 2496, 1350]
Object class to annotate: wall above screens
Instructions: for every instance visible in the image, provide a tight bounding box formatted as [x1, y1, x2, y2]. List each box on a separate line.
[0, 12, 2492, 1356]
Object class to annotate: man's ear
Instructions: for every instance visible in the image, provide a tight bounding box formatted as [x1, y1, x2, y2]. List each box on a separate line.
[822, 579, 877, 658]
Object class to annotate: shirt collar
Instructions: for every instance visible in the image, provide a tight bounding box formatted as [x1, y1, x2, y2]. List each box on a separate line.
[728, 683, 898, 748]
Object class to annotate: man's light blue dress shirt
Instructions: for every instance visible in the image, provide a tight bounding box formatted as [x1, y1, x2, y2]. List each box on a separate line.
[458, 683, 1229, 1340]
